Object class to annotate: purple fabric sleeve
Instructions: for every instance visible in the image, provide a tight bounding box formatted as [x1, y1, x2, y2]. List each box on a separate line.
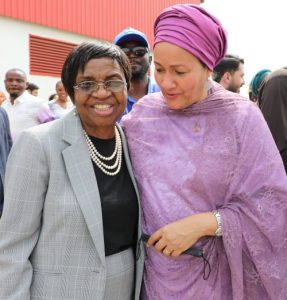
[37, 106, 55, 124]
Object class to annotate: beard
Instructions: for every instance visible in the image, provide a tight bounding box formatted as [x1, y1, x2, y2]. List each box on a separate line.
[131, 64, 149, 81]
[227, 81, 242, 94]
[9, 92, 21, 99]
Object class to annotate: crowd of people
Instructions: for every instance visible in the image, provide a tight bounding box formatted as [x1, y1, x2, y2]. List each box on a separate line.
[0, 69, 74, 142]
[0, 3, 286, 300]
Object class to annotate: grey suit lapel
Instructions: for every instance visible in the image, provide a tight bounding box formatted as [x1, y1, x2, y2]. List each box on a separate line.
[61, 110, 105, 266]
[117, 124, 144, 298]
[117, 124, 141, 226]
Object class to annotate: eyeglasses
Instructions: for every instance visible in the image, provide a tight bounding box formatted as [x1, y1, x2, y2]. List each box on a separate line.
[121, 46, 148, 57]
[73, 80, 126, 94]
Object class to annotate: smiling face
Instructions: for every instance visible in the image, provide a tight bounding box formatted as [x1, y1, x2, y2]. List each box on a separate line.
[74, 57, 127, 139]
[55, 81, 68, 103]
[153, 42, 211, 110]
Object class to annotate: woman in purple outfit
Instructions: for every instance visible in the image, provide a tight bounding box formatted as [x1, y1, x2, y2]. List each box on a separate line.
[121, 4, 287, 300]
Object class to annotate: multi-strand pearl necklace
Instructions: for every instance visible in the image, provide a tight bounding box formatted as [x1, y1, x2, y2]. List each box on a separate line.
[83, 127, 122, 176]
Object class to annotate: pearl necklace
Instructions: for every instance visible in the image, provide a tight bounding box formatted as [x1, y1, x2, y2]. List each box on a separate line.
[83, 127, 122, 176]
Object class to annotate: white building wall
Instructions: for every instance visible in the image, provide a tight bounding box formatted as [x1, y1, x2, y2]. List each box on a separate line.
[0, 16, 95, 100]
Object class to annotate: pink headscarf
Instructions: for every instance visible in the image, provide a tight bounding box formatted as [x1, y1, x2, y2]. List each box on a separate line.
[154, 4, 227, 70]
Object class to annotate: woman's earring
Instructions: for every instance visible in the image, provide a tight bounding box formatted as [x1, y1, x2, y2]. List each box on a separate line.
[204, 80, 211, 91]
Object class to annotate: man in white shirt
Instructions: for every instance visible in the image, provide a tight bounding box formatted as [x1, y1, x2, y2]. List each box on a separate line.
[2, 68, 54, 140]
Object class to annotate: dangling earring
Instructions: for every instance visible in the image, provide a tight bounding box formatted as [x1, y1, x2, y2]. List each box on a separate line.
[204, 80, 211, 91]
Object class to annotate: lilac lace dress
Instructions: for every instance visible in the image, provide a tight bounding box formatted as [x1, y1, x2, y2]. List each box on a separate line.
[121, 82, 287, 300]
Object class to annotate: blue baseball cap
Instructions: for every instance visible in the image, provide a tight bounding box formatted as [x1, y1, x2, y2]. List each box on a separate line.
[114, 27, 150, 49]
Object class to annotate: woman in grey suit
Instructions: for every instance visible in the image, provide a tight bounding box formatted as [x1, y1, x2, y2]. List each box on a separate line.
[0, 41, 144, 299]
[0, 107, 12, 217]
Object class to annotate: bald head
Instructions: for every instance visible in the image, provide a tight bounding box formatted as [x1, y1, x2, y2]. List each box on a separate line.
[5, 68, 27, 80]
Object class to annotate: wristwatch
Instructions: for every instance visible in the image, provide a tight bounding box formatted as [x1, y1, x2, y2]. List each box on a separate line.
[212, 210, 222, 237]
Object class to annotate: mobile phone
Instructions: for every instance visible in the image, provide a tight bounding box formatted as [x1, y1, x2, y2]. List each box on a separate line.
[141, 233, 203, 257]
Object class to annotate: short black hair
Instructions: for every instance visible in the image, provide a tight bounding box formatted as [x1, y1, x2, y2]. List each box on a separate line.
[48, 93, 57, 101]
[212, 54, 244, 82]
[26, 82, 39, 91]
[61, 40, 131, 103]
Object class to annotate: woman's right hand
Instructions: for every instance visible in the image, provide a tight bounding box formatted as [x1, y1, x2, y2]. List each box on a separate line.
[147, 211, 218, 257]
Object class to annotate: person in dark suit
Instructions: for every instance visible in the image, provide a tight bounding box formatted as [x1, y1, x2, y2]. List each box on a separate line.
[0, 107, 12, 217]
[259, 67, 287, 173]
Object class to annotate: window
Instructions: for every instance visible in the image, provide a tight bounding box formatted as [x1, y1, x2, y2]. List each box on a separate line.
[29, 34, 77, 77]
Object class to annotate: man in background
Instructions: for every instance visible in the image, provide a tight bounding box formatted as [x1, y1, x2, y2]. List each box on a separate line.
[2, 68, 54, 140]
[0, 107, 12, 217]
[212, 54, 245, 93]
[258, 67, 287, 173]
[114, 27, 160, 115]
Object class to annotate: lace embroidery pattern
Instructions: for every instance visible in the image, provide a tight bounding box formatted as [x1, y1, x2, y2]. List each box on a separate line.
[122, 83, 287, 299]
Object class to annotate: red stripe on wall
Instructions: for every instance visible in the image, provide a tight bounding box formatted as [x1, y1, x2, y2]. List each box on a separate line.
[0, 0, 200, 46]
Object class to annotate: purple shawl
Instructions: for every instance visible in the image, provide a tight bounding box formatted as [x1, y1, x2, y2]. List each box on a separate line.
[121, 82, 287, 299]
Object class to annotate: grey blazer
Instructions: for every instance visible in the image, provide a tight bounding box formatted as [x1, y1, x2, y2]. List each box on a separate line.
[0, 107, 12, 216]
[0, 109, 144, 299]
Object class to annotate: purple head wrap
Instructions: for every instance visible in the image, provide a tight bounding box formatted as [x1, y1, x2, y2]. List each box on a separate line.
[154, 4, 228, 70]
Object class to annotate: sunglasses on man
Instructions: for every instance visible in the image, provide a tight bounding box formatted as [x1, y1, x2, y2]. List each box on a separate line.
[121, 46, 149, 57]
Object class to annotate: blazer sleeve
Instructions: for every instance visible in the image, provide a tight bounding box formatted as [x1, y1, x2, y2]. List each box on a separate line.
[0, 130, 49, 299]
[0, 108, 11, 215]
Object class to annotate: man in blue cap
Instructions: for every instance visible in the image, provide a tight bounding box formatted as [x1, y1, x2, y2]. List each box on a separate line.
[114, 27, 160, 116]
